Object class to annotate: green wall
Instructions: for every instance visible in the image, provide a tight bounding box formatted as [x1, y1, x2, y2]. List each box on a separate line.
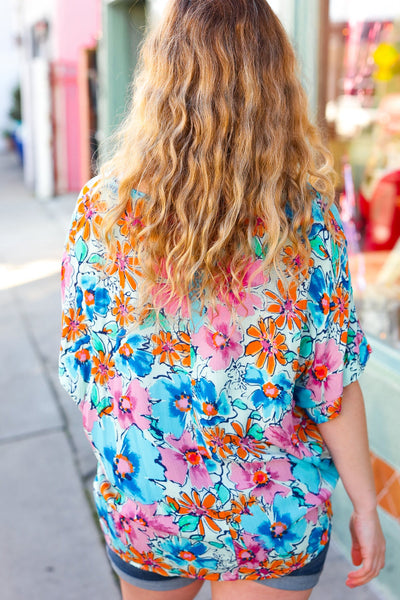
[99, 0, 147, 141]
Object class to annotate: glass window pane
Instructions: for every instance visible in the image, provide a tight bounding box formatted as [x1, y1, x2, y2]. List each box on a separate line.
[326, 2, 400, 348]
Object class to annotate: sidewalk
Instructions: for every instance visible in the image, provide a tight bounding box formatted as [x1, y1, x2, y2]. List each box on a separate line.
[0, 151, 387, 600]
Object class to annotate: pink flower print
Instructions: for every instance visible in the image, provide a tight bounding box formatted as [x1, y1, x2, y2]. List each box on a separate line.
[80, 399, 97, 433]
[221, 568, 240, 581]
[192, 306, 243, 370]
[151, 284, 191, 317]
[150, 260, 190, 317]
[233, 532, 269, 567]
[304, 487, 332, 515]
[308, 339, 343, 407]
[159, 431, 213, 489]
[108, 376, 151, 431]
[218, 261, 264, 317]
[61, 252, 72, 301]
[265, 412, 314, 459]
[112, 500, 179, 553]
[229, 459, 294, 503]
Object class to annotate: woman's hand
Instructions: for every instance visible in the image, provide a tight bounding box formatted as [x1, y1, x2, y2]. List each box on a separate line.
[346, 509, 386, 588]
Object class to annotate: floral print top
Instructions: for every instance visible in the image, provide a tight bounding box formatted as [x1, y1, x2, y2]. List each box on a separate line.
[59, 176, 370, 581]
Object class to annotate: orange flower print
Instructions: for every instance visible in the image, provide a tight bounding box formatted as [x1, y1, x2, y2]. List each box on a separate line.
[282, 245, 314, 278]
[331, 284, 349, 328]
[239, 558, 290, 579]
[75, 189, 104, 240]
[62, 307, 87, 342]
[253, 217, 266, 237]
[266, 280, 307, 330]
[151, 331, 180, 366]
[202, 426, 233, 459]
[181, 564, 220, 580]
[229, 418, 267, 459]
[118, 199, 145, 238]
[124, 546, 172, 577]
[112, 292, 135, 327]
[293, 407, 323, 445]
[108, 240, 141, 290]
[285, 552, 309, 572]
[91, 351, 116, 384]
[166, 491, 222, 536]
[175, 331, 191, 367]
[218, 494, 257, 532]
[325, 397, 341, 419]
[245, 318, 288, 374]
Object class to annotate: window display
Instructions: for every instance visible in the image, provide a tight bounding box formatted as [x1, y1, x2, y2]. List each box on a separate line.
[325, 2, 400, 348]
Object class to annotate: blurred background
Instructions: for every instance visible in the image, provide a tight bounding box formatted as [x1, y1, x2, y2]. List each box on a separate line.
[0, 1, 399, 599]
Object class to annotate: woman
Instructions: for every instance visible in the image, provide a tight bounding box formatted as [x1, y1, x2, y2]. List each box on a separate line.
[59, 1, 385, 599]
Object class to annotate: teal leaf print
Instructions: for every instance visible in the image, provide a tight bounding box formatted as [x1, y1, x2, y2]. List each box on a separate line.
[75, 237, 88, 262]
[310, 236, 328, 259]
[253, 236, 264, 259]
[248, 423, 264, 440]
[233, 399, 247, 410]
[215, 483, 230, 505]
[210, 541, 225, 549]
[299, 335, 313, 358]
[92, 332, 105, 353]
[249, 411, 261, 420]
[179, 515, 200, 532]
[88, 253, 105, 265]
[103, 321, 119, 339]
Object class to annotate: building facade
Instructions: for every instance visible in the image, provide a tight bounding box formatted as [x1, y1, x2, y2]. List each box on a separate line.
[14, 0, 101, 197]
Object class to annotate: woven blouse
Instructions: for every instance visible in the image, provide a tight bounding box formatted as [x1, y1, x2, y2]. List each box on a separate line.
[59, 176, 370, 581]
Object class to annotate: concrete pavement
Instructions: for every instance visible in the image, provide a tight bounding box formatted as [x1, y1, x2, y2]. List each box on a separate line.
[0, 151, 389, 599]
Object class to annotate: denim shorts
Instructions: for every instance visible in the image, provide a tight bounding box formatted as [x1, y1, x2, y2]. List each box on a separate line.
[106, 542, 329, 592]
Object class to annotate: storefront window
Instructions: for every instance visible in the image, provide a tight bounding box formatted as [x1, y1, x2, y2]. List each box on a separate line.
[325, 1, 400, 348]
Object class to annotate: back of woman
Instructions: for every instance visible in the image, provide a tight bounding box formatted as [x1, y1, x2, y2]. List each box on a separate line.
[59, 2, 385, 599]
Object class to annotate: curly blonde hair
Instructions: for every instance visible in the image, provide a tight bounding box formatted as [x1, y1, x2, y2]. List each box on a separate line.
[100, 0, 335, 314]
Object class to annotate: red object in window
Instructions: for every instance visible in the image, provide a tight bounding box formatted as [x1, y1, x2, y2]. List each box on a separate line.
[360, 170, 400, 251]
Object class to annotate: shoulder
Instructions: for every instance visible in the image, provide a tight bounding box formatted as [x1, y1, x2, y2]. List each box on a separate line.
[307, 189, 347, 283]
[309, 188, 346, 249]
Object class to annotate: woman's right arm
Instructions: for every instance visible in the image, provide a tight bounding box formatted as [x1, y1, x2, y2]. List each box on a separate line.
[317, 380, 386, 588]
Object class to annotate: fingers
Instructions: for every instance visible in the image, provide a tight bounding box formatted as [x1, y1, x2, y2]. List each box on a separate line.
[349, 515, 362, 566]
[346, 551, 385, 588]
[351, 544, 362, 567]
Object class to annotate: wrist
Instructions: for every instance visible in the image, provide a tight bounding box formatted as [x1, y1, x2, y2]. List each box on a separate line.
[353, 503, 378, 517]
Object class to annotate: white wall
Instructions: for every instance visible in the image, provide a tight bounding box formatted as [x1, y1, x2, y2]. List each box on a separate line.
[0, 0, 20, 152]
[15, 0, 56, 196]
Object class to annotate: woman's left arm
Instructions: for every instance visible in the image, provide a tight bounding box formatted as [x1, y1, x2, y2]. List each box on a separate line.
[317, 381, 386, 588]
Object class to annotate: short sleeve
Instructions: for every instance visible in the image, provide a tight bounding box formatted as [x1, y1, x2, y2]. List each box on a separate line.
[59, 178, 102, 406]
[293, 204, 371, 424]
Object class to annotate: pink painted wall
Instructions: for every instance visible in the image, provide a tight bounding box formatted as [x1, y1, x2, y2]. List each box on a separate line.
[52, 0, 101, 191]
[55, 0, 101, 63]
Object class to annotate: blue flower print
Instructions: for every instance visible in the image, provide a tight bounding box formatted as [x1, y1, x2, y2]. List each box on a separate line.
[62, 335, 92, 383]
[193, 378, 231, 426]
[91, 415, 164, 503]
[241, 496, 307, 555]
[292, 458, 338, 495]
[160, 538, 218, 570]
[150, 372, 193, 438]
[308, 267, 332, 329]
[114, 334, 154, 378]
[244, 366, 293, 420]
[80, 274, 111, 319]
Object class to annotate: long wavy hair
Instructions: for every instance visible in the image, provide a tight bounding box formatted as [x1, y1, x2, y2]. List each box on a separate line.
[100, 0, 335, 315]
